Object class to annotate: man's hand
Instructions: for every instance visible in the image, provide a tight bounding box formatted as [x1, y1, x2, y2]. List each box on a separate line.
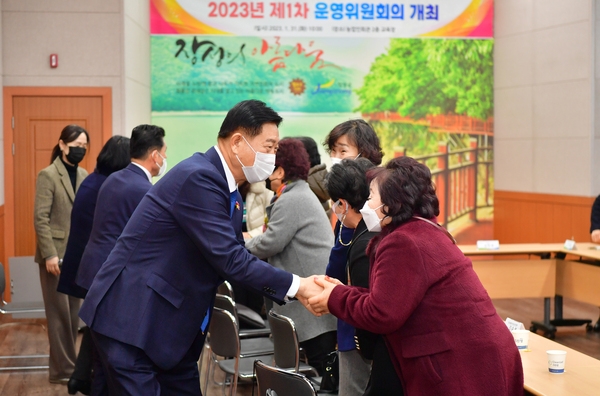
[592, 229, 600, 244]
[295, 276, 325, 315]
[45, 256, 61, 276]
[308, 276, 340, 316]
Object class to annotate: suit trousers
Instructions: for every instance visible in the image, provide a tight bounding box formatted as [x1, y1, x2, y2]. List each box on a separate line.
[72, 326, 92, 381]
[39, 264, 81, 380]
[91, 329, 205, 396]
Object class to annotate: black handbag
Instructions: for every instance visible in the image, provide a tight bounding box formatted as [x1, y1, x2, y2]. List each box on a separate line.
[319, 351, 339, 393]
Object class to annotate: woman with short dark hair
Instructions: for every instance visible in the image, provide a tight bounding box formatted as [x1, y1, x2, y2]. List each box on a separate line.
[310, 156, 524, 395]
[325, 119, 383, 166]
[245, 138, 337, 377]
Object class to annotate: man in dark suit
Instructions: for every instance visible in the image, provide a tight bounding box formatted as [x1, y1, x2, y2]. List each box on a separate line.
[75, 124, 166, 396]
[76, 124, 166, 293]
[79, 100, 322, 395]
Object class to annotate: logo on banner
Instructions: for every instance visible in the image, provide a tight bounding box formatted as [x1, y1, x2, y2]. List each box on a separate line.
[289, 78, 306, 95]
[313, 79, 351, 95]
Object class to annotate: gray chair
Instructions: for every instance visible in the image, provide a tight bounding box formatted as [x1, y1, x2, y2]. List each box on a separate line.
[267, 310, 319, 378]
[217, 281, 269, 332]
[255, 359, 318, 396]
[0, 262, 49, 371]
[214, 293, 271, 339]
[203, 307, 273, 396]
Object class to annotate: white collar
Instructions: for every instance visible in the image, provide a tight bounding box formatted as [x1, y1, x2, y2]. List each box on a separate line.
[131, 162, 153, 183]
[214, 145, 237, 193]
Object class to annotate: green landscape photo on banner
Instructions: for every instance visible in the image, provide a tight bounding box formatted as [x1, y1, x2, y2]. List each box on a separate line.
[150, 1, 495, 241]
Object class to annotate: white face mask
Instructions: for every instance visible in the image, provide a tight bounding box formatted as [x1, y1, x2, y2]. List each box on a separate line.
[330, 153, 360, 166]
[333, 200, 348, 225]
[155, 152, 167, 177]
[359, 201, 384, 232]
[236, 135, 276, 184]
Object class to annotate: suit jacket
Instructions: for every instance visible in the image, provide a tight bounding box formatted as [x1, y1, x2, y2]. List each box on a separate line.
[79, 148, 293, 370]
[57, 170, 108, 298]
[245, 180, 336, 342]
[591, 195, 600, 233]
[329, 219, 524, 395]
[76, 164, 152, 292]
[34, 157, 88, 264]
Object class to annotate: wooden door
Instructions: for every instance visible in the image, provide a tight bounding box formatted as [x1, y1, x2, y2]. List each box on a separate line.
[12, 96, 103, 257]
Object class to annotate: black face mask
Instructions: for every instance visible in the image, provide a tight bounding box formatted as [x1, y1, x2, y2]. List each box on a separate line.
[265, 177, 273, 191]
[66, 147, 86, 165]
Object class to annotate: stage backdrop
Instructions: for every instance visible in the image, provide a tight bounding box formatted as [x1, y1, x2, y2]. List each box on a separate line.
[150, 0, 494, 241]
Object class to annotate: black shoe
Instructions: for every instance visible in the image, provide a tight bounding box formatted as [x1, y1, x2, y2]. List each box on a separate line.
[67, 378, 91, 395]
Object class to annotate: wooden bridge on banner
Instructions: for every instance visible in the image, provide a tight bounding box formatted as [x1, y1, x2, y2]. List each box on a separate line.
[362, 112, 494, 236]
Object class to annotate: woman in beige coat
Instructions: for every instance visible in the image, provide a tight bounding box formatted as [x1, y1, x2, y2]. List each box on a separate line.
[34, 124, 89, 384]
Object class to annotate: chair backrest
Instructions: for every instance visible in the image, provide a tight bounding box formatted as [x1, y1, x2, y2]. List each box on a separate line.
[267, 310, 301, 371]
[207, 307, 240, 359]
[217, 280, 235, 299]
[214, 293, 240, 322]
[255, 360, 317, 396]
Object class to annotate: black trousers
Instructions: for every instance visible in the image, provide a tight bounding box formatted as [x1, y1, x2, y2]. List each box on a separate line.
[72, 326, 93, 381]
[363, 336, 404, 396]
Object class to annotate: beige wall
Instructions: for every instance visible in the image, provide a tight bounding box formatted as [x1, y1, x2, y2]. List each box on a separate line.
[124, 0, 151, 134]
[494, 0, 596, 197]
[0, 0, 151, 206]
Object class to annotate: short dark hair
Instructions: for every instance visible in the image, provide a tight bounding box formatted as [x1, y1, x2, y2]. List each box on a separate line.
[324, 119, 384, 165]
[276, 138, 310, 181]
[96, 135, 131, 176]
[130, 124, 165, 160]
[377, 156, 439, 228]
[51, 124, 90, 163]
[325, 158, 376, 213]
[296, 136, 321, 168]
[218, 100, 282, 139]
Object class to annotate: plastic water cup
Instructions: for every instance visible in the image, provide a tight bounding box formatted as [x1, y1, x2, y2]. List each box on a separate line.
[511, 329, 530, 350]
[547, 350, 567, 374]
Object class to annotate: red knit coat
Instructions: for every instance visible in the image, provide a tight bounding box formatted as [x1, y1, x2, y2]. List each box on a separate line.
[328, 218, 524, 395]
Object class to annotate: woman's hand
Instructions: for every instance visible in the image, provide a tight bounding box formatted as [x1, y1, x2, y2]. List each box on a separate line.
[308, 276, 340, 316]
[45, 256, 61, 276]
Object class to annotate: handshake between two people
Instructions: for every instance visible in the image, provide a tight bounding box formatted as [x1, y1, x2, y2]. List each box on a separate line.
[296, 275, 342, 316]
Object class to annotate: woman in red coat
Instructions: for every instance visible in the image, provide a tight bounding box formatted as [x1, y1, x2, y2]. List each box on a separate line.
[310, 156, 524, 395]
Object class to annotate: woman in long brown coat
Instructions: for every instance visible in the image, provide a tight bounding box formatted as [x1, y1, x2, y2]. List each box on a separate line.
[34, 124, 89, 384]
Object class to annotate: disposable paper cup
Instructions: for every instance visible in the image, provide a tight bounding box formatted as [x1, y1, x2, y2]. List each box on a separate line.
[547, 350, 567, 374]
[511, 329, 530, 350]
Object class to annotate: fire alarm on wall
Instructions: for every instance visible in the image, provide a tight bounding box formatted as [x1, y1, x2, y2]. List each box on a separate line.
[50, 54, 58, 68]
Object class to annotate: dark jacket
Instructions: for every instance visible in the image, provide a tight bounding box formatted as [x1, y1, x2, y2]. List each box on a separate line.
[57, 171, 108, 298]
[76, 163, 152, 292]
[591, 195, 600, 233]
[348, 219, 403, 396]
[80, 148, 293, 370]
